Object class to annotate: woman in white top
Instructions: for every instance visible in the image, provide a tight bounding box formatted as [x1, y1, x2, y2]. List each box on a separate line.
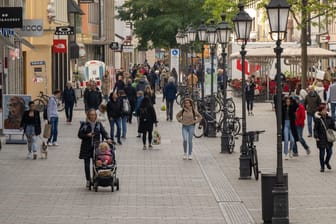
[96, 104, 110, 137]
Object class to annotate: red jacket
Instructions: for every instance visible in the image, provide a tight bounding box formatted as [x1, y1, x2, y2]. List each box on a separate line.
[295, 103, 306, 127]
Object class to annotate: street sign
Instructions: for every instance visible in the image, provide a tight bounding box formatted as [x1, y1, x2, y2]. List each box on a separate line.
[30, 61, 45, 66]
[21, 19, 43, 36]
[170, 48, 179, 76]
[54, 26, 74, 35]
[109, 42, 119, 50]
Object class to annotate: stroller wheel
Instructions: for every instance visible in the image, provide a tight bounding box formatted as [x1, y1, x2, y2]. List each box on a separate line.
[111, 178, 115, 192]
[116, 178, 120, 191]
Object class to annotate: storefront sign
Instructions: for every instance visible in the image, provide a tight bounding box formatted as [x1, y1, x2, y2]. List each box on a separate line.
[53, 39, 67, 53]
[0, 28, 14, 37]
[20, 19, 43, 36]
[0, 7, 23, 28]
[122, 45, 133, 53]
[109, 42, 119, 50]
[54, 26, 74, 35]
[30, 61, 45, 66]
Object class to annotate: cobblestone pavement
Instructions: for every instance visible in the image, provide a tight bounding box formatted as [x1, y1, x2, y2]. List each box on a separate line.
[0, 94, 335, 224]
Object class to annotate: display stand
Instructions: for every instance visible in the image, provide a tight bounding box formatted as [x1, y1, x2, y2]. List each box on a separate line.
[6, 134, 27, 144]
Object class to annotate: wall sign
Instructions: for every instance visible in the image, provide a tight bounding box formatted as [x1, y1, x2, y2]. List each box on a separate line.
[0, 7, 23, 28]
[31, 61, 45, 66]
[54, 26, 74, 35]
[78, 0, 94, 3]
[20, 19, 43, 36]
[53, 39, 67, 53]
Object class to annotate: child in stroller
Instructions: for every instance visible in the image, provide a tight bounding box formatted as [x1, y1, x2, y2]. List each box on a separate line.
[91, 141, 119, 192]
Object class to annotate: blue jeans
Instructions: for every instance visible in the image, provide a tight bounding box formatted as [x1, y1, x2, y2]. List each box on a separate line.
[166, 100, 174, 120]
[48, 117, 58, 143]
[283, 120, 294, 155]
[293, 125, 309, 154]
[121, 116, 127, 138]
[330, 103, 336, 122]
[182, 125, 195, 155]
[319, 146, 332, 169]
[25, 125, 38, 153]
[110, 118, 121, 141]
[307, 113, 314, 136]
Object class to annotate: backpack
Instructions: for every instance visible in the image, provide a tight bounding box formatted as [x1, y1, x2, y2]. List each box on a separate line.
[122, 98, 131, 115]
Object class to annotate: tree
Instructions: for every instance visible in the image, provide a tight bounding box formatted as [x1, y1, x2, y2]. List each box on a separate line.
[116, 0, 209, 49]
[205, 0, 336, 88]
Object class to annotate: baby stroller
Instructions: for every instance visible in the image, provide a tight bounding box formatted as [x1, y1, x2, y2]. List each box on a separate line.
[90, 141, 119, 192]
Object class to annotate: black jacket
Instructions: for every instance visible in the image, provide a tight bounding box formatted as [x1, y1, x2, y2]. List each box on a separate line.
[78, 121, 109, 159]
[245, 82, 256, 101]
[314, 113, 336, 149]
[62, 87, 77, 105]
[107, 99, 122, 119]
[124, 84, 137, 105]
[20, 110, 41, 135]
[138, 105, 157, 133]
[84, 88, 102, 110]
[281, 99, 299, 141]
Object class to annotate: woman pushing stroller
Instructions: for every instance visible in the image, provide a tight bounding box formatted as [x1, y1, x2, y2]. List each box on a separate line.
[78, 109, 112, 188]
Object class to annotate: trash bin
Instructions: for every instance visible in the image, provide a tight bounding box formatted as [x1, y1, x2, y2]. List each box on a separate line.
[261, 173, 288, 223]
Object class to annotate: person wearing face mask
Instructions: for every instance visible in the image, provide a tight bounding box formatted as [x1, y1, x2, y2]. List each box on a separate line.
[305, 85, 321, 137]
[78, 109, 111, 188]
[314, 103, 336, 172]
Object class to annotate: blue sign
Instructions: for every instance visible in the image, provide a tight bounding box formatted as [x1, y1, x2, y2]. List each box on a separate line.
[171, 49, 179, 56]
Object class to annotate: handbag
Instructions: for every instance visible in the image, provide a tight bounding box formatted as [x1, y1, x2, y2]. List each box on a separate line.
[43, 123, 51, 139]
[320, 118, 336, 143]
[152, 128, 161, 145]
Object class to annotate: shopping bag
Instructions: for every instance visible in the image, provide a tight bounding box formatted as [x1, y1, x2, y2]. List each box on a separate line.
[152, 128, 161, 145]
[43, 123, 51, 139]
[161, 104, 166, 111]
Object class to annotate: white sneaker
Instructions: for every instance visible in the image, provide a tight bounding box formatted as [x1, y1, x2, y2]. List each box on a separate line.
[289, 150, 293, 158]
[52, 142, 59, 146]
[183, 154, 187, 160]
[26, 151, 32, 159]
[285, 154, 289, 160]
[188, 155, 193, 160]
[47, 142, 53, 146]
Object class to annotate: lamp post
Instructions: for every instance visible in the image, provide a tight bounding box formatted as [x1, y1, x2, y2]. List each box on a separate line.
[265, 0, 291, 223]
[187, 24, 197, 100]
[183, 31, 189, 76]
[217, 13, 231, 153]
[206, 20, 217, 137]
[176, 29, 184, 84]
[232, 3, 252, 179]
[198, 20, 207, 100]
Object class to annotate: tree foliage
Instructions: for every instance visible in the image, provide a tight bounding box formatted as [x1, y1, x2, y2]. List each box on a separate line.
[116, 0, 209, 49]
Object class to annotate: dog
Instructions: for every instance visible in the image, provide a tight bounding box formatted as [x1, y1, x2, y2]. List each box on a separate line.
[40, 141, 48, 159]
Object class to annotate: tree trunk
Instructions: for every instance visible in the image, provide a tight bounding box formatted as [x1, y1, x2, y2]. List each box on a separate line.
[301, 0, 308, 89]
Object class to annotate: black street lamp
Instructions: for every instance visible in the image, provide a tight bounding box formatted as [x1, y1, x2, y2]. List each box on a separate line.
[232, 3, 252, 179]
[187, 24, 197, 100]
[176, 29, 184, 84]
[266, 0, 291, 223]
[183, 31, 190, 75]
[206, 19, 217, 137]
[197, 20, 207, 100]
[217, 13, 231, 153]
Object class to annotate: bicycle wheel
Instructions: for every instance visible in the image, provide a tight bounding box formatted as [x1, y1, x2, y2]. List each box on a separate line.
[250, 148, 259, 180]
[228, 134, 235, 153]
[214, 97, 222, 114]
[226, 98, 235, 114]
[176, 93, 182, 105]
[194, 118, 207, 138]
[33, 99, 45, 112]
[232, 119, 241, 136]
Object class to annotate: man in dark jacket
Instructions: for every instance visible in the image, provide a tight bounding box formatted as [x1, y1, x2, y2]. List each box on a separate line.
[62, 81, 77, 124]
[84, 81, 102, 112]
[124, 79, 137, 123]
[164, 77, 177, 121]
[305, 85, 321, 137]
[107, 92, 122, 144]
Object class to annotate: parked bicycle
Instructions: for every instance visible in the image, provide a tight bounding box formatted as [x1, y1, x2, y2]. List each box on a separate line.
[33, 91, 64, 112]
[239, 130, 265, 180]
